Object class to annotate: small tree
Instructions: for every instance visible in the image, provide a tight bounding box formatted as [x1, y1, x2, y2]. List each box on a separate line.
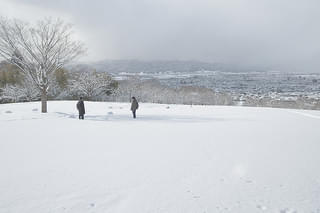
[0, 17, 85, 112]
[2, 76, 40, 102]
[70, 70, 118, 100]
[117, 76, 142, 102]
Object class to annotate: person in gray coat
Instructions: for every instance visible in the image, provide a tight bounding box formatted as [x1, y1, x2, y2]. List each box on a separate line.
[76, 97, 85, 120]
[131, 97, 139, 118]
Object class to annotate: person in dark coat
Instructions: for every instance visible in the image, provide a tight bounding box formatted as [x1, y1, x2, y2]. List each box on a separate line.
[131, 97, 139, 118]
[76, 97, 85, 120]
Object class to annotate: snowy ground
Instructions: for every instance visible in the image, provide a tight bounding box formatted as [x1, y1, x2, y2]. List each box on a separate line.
[1, 101, 320, 213]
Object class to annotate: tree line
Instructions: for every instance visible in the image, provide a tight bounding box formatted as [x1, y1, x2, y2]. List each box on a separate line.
[0, 62, 118, 103]
[1, 62, 320, 110]
[0, 62, 231, 106]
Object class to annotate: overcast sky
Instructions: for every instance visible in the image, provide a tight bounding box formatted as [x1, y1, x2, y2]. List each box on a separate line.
[0, 0, 320, 72]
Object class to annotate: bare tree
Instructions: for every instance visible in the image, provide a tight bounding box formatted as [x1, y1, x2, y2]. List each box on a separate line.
[0, 17, 85, 112]
[116, 76, 143, 102]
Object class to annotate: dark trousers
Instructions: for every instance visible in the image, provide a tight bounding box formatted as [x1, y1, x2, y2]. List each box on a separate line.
[132, 110, 136, 118]
[79, 114, 84, 120]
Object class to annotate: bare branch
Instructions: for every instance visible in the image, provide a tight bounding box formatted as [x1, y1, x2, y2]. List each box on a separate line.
[0, 16, 86, 112]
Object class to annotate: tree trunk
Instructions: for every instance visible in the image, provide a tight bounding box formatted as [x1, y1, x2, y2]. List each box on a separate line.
[41, 87, 47, 113]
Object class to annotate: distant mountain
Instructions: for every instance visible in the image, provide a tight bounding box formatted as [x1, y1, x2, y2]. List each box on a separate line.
[90, 60, 220, 73]
[69, 60, 266, 73]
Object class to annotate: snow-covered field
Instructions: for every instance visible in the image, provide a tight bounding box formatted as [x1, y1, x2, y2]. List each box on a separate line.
[1, 101, 320, 213]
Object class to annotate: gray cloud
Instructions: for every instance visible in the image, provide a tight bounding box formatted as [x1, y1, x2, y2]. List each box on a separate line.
[1, 0, 320, 72]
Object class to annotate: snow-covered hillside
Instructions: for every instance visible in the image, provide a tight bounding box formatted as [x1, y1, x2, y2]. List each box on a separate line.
[1, 101, 320, 213]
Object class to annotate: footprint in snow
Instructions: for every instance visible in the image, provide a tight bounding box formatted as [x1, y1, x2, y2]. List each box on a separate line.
[256, 205, 267, 211]
[5, 110, 12, 113]
[186, 190, 200, 199]
[280, 208, 297, 213]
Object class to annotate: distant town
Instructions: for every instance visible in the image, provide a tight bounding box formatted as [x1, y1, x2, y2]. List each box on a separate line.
[112, 69, 320, 110]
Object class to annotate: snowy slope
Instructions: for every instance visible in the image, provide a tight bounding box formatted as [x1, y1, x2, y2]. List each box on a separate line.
[0, 101, 320, 213]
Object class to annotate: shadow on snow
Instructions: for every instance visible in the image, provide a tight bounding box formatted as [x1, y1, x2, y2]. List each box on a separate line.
[54, 112, 230, 123]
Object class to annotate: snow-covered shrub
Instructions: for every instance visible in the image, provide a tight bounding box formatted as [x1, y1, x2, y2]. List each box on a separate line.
[70, 70, 118, 101]
[115, 78, 233, 105]
[1, 76, 40, 102]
